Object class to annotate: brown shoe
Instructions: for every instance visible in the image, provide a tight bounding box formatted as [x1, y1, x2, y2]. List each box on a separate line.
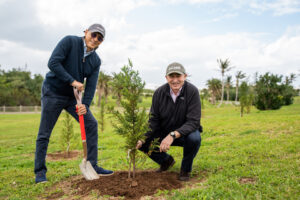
[178, 170, 190, 181]
[156, 156, 175, 172]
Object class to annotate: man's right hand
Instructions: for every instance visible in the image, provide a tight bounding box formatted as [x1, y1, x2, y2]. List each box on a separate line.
[71, 80, 84, 91]
[136, 140, 144, 149]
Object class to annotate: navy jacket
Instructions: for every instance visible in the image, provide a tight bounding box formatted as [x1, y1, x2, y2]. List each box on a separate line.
[145, 81, 202, 140]
[44, 35, 101, 106]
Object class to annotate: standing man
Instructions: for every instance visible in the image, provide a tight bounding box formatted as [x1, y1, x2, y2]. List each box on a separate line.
[34, 24, 113, 183]
[136, 62, 202, 181]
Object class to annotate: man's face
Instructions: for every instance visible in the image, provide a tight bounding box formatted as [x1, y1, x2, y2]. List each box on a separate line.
[84, 30, 103, 50]
[165, 73, 187, 92]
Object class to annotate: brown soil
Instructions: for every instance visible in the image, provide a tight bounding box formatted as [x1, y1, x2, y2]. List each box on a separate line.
[47, 150, 81, 161]
[73, 171, 182, 199]
[46, 171, 188, 200]
[238, 177, 257, 184]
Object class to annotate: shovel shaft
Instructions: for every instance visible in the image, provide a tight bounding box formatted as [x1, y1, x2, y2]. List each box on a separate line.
[76, 106, 86, 141]
[79, 115, 86, 141]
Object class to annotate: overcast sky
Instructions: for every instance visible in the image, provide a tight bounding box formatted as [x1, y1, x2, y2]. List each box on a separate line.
[0, 0, 300, 89]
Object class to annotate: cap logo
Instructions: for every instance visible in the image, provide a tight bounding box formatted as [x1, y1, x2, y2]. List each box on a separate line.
[170, 66, 181, 70]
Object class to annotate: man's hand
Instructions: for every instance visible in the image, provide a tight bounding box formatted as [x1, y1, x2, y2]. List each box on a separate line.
[76, 104, 87, 116]
[71, 80, 84, 91]
[160, 135, 174, 152]
[136, 140, 144, 149]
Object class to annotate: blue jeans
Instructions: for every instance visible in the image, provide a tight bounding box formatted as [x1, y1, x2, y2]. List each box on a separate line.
[34, 83, 98, 174]
[139, 130, 201, 172]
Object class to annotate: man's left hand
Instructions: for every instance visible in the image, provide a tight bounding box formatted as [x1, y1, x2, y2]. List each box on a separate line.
[160, 135, 174, 152]
[76, 104, 87, 116]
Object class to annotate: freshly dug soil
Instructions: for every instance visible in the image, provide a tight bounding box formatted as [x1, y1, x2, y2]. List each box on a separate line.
[47, 150, 81, 161]
[72, 171, 183, 199]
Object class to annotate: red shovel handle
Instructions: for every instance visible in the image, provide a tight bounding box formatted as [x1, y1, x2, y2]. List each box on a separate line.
[76, 106, 86, 141]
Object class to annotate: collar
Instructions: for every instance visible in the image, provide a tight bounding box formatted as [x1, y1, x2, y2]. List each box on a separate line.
[170, 87, 182, 96]
[82, 37, 95, 54]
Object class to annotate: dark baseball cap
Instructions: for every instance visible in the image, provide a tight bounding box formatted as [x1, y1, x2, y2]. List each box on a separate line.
[166, 62, 186, 76]
[88, 23, 105, 39]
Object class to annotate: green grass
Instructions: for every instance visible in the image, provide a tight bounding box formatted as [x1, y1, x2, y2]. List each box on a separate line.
[0, 97, 299, 199]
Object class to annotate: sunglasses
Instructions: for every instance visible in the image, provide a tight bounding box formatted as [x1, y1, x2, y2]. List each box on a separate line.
[91, 32, 103, 42]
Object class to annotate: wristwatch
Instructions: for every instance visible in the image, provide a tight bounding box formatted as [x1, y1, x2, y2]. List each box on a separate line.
[170, 131, 176, 140]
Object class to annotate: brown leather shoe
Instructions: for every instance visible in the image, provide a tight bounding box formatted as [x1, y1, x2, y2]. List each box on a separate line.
[156, 156, 175, 172]
[178, 170, 190, 181]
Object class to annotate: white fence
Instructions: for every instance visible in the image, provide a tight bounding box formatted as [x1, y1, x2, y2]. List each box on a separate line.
[0, 106, 41, 113]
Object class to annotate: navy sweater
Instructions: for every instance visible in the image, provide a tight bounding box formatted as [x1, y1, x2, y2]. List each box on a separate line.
[145, 81, 202, 140]
[44, 35, 101, 107]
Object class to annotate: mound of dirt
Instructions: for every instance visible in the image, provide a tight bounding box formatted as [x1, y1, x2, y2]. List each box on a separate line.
[47, 150, 81, 161]
[73, 171, 182, 199]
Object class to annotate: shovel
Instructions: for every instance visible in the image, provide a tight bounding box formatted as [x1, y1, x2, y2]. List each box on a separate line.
[73, 87, 99, 180]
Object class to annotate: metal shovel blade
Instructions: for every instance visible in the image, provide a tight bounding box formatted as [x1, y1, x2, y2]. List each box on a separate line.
[79, 158, 99, 180]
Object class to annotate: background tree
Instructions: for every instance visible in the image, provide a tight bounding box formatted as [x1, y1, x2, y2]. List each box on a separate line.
[254, 72, 284, 110]
[200, 88, 209, 109]
[225, 75, 232, 103]
[110, 59, 149, 181]
[60, 111, 74, 156]
[235, 71, 246, 104]
[97, 71, 111, 106]
[239, 81, 254, 117]
[206, 78, 222, 104]
[282, 73, 297, 105]
[111, 72, 124, 106]
[98, 99, 105, 133]
[217, 58, 233, 107]
[0, 67, 43, 106]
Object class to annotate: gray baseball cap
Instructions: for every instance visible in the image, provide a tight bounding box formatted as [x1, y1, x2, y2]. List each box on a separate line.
[166, 62, 186, 76]
[88, 23, 105, 39]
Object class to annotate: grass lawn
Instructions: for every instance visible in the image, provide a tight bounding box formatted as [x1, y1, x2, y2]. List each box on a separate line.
[0, 97, 299, 199]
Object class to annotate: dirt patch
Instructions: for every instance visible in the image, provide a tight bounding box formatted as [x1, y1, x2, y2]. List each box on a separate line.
[238, 177, 257, 184]
[73, 171, 182, 199]
[46, 191, 64, 199]
[46, 171, 186, 199]
[47, 150, 81, 161]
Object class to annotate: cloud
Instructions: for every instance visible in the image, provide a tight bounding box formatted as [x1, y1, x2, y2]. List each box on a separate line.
[0, 39, 50, 74]
[99, 25, 300, 89]
[249, 0, 300, 16]
[35, 0, 155, 30]
[165, 0, 223, 4]
[1, 0, 300, 89]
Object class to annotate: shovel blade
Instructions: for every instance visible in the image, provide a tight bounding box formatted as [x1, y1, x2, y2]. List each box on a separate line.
[79, 159, 99, 180]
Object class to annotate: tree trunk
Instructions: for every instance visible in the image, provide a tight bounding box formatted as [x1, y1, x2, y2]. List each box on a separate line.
[226, 87, 229, 102]
[128, 151, 131, 179]
[218, 74, 224, 107]
[98, 93, 102, 106]
[117, 93, 121, 106]
[67, 142, 70, 157]
[241, 105, 244, 117]
[235, 79, 239, 103]
[132, 153, 136, 179]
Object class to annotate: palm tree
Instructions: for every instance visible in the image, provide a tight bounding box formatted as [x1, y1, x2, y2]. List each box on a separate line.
[111, 72, 124, 106]
[97, 71, 111, 106]
[225, 75, 232, 103]
[206, 78, 222, 105]
[235, 71, 246, 103]
[285, 73, 296, 85]
[217, 58, 233, 107]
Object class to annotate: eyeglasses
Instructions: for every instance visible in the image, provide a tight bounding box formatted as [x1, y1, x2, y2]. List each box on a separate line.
[91, 32, 103, 42]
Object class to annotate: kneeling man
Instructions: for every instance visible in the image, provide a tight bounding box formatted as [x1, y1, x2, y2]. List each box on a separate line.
[136, 62, 202, 181]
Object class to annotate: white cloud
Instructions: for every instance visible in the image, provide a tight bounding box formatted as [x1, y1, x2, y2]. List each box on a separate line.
[99, 25, 300, 88]
[35, 0, 155, 31]
[249, 0, 300, 16]
[0, 40, 50, 74]
[165, 0, 223, 4]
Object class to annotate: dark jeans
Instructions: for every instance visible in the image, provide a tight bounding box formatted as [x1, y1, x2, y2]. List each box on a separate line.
[139, 130, 201, 172]
[34, 83, 98, 174]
